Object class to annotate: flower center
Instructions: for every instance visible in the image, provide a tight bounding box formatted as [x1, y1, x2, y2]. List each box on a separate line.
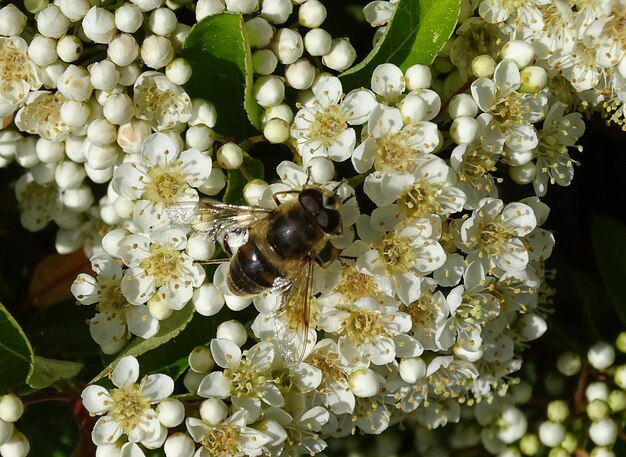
[225, 359, 265, 398]
[108, 384, 151, 434]
[310, 105, 348, 144]
[143, 165, 187, 204]
[456, 146, 498, 192]
[478, 222, 513, 256]
[139, 243, 183, 287]
[98, 279, 127, 315]
[397, 181, 444, 217]
[333, 265, 381, 303]
[373, 133, 415, 172]
[200, 424, 240, 456]
[20, 92, 70, 140]
[338, 307, 386, 343]
[400, 291, 437, 336]
[0, 38, 32, 91]
[377, 235, 413, 274]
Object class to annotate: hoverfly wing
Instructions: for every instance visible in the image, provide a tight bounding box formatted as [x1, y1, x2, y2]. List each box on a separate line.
[271, 258, 316, 368]
[167, 201, 273, 246]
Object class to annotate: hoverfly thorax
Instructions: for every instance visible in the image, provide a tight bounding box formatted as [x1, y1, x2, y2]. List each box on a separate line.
[298, 186, 343, 236]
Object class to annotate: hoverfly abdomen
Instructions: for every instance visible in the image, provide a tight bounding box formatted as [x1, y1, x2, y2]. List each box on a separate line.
[228, 238, 282, 296]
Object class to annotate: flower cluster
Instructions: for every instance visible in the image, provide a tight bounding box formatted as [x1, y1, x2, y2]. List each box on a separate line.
[0, 0, 618, 455]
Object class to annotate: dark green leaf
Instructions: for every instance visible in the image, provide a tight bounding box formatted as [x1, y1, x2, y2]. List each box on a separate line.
[340, 0, 460, 91]
[223, 151, 264, 205]
[28, 300, 100, 358]
[183, 13, 262, 140]
[20, 401, 78, 457]
[91, 302, 195, 383]
[27, 356, 82, 389]
[0, 302, 34, 390]
[592, 213, 626, 326]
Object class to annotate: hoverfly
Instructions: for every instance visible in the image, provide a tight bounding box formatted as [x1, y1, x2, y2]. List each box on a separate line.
[168, 182, 349, 366]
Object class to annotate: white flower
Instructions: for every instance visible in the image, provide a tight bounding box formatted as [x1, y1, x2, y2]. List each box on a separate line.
[118, 227, 206, 309]
[291, 75, 377, 165]
[357, 217, 447, 304]
[363, 0, 398, 27]
[458, 198, 537, 274]
[81, 356, 174, 447]
[353, 104, 439, 179]
[186, 410, 271, 457]
[478, 0, 547, 32]
[72, 253, 159, 353]
[15, 171, 63, 231]
[15, 91, 71, 141]
[262, 404, 330, 456]
[133, 71, 192, 130]
[0, 37, 42, 117]
[112, 132, 212, 231]
[197, 339, 283, 421]
[318, 296, 412, 367]
[532, 102, 584, 196]
[471, 60, 547, 153]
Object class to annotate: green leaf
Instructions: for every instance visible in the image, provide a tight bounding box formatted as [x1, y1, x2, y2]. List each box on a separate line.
[183, 12, 262, 140]
[27, 356, 82, 389]
[0, 303, 34, 391]
[91, 302, 195, 383]
[223, 151, 264, 205]
[339, 0, 460, 91]
[592, 214, 626, 326]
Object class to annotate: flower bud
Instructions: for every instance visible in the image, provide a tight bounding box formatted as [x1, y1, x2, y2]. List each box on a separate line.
[157, 398, 185, 427]
[263, 118, 290, 144]
[115, 4, 143, 33]
[519, 434, 540, 456]
[299, 0, 326, 28]
[108, 33, 140, 67]
[608, 389, 626, 412]
[89, 60, 120, 91]
[614, 364, 626, 389]
[60, 100, 90, 127]
[216, 320, 247, 347]
[189, 99, 217, 128]
[588, 341, 615, 370]
[0, 4, 27, 36]
[147, 296, 173, 320]
[586, 382, 609, 402]
[195, 0, 226, 21]
[141, 35, 173, 69]
[188, 346, 214, 373]
[589, 419, 617, 446]
[509, 162, 536, 185]
[587, 399, 609, 422]
[450, 116, 478, 144]
[252, 49, 278, 75]
[131, 0, 164, 12]
[63, 185, 94, 212]
[164, 433, 195, 457]
[59, 0, 90, 21]
[88, 118, 117, 146]
[262, 103, 293, 124]
[556, 351, 581, 376]
[37, 5, 71, 39]
[245, 17, 274, 49]
[254, 75, 285, 107]
[185, 125, 214, 151]
[448, 93, 478, 119]
[149, 8, 177, 36]
[192, 283, 225, 316]
[500, 40, 535, 69]
[322, 38, 356, 71]
[216, 142, 244, 169]
[271, 28, 304, 65]
[472, 54, 496, 78]
[285, 58, 316, 90]
[197, 167, 226, 196]
[547, 400, 569, 423]
[261, 0, 292, 24]
[404, 64, 431, 90]
[200, 398, 229, 425]
[82, 7, 116, 44]
[118, 63, 142, 86]
[55, 160, 86, 189]
[57, 35, 83, 63]
[348, 368, 380, 398]
[243, 179, 269, 205]
[117, 118, 151, 153]
[0, 430, 29, 457]
[520, 66, 547, 93]
[103, 93, 134, 125]
[304, 28, 331, 56]
[36, 138, 64, 163]
[538, 421, 565, 448]
[29, 35, 58, 67]
[224, 0, 258, 14]
[165, 57, 192, 85]
[0, 395, 23, 423]
[57, 65, 93, 101]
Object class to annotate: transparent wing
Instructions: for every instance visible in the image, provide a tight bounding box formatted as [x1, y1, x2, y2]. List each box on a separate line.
[167, 201, 272, 244]
[271, 258, 316, 368]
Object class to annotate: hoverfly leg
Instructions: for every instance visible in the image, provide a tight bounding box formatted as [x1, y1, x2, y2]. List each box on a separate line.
[199, 258, 230, 265]
[272, 190, 300, 205]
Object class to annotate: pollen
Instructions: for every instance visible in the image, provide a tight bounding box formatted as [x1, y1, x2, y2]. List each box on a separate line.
[144, 165, 187, 204]
[200, 424, 240, 456]
[139, 243, 183, 287]
[333, 264, 381, 303]
[377, 234, 414, 274]
[309, 104, 348, 145]
[107, 384, 151, 434]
